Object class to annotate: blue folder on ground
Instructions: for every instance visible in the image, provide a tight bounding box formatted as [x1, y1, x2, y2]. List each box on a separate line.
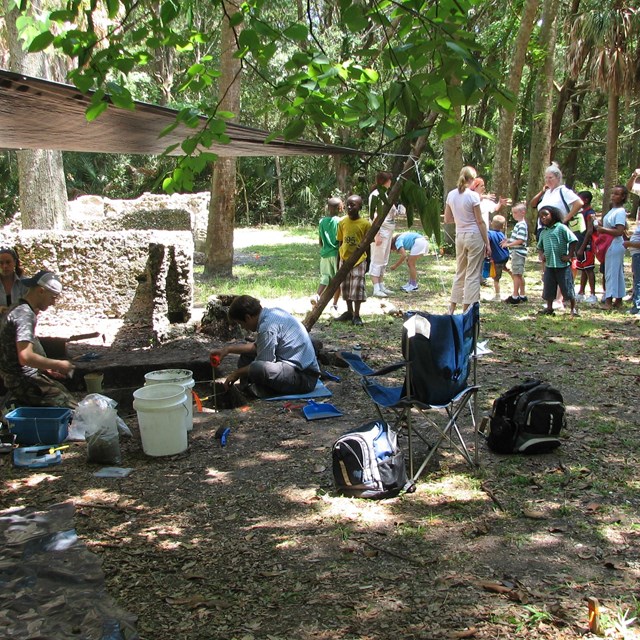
[263, 380, 333, 402]
[303, 400, 343, 421]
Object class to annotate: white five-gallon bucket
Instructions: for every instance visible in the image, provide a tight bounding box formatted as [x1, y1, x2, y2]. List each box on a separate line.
[133, 383, 189, 456]
[144, 369, 195, 431]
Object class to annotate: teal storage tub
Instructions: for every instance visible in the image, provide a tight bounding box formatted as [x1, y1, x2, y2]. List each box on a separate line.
[5, 407, 72, 445]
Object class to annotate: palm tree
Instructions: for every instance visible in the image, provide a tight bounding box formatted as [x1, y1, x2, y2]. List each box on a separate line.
[567, 1, 640, 200]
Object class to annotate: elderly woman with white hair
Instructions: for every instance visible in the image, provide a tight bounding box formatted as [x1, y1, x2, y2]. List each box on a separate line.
[531, 162, 584, 235]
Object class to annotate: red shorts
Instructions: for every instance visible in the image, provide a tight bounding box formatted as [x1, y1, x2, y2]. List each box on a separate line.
[576, 247, 595, 270]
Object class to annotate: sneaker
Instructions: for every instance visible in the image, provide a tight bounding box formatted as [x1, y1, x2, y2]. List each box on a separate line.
[381, 284, 395, 295]
[584, 295, 598, 304]
[505, 296, 520, 305]
[552, 300, 565, 311]
[628, 308, 639, 315]
[575, 293, 585, 302]
[372, 289, 388, 298]
[538, 308, 555, 316]
[401, 283, 419, 292]
[570, 309, 580, 318]
[352, 316, 364, 326]
[518, 295, 528, 303]
[336, 311, 353, 322]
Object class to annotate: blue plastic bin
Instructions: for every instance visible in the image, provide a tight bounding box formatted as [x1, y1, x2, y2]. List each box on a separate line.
[5, 407, 72, 445]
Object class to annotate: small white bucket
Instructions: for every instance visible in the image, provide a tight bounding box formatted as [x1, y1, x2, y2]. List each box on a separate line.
[144, 369, 195, 431]
[133, 383, 188, 456]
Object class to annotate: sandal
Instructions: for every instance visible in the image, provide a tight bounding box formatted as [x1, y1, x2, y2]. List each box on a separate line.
[537, 309, 555, 316]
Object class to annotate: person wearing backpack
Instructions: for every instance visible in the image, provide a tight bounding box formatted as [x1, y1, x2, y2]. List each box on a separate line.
[537, 205, 579, 317]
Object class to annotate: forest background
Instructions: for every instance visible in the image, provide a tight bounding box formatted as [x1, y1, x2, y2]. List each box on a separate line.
[0, 0, 639, 279]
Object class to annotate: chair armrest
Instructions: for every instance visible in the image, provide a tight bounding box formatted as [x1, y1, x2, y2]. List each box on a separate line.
[362, 361, 408, 377]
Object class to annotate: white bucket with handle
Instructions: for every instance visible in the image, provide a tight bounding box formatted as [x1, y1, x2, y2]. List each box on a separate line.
[133, 383, 189, 456]
[144, 369, 195, 431]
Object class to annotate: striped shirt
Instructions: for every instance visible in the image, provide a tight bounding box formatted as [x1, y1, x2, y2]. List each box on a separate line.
[255, 307, 319, 373]
[508, 220, 528, 256]
[537, 222, 577, 268]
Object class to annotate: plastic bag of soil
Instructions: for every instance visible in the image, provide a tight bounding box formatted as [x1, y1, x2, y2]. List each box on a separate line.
[76, 394, 122, 465]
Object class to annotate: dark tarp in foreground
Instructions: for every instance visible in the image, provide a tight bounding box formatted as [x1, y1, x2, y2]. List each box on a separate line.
[0, 69, 362, 158]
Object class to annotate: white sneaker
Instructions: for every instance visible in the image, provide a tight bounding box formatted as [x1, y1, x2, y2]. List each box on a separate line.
[381, 284, 395, 294]
[372, 289, 388, 298]
[552, 300, 565, 311]
[402, 283, 419, 292]
[575, 293, 585, 302]
[585, 295, 598, 304]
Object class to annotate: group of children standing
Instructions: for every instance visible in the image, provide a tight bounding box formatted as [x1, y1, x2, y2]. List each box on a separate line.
[311, 172, 429, 326]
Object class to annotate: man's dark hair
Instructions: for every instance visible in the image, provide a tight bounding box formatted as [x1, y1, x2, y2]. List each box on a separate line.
[228, 295, 262, 322]
[578, 190, 592, 205]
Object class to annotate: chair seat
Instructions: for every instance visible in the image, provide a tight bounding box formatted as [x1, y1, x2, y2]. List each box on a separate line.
[364, 383, 403, 408]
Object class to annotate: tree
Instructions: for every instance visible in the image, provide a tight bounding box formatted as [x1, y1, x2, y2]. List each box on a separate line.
[204, 0, 242, 277]
[3, 0, 69, 230]
[567, 0, 640, 200]
[491, 0, 540, 201]
[525, 0, 561, 225]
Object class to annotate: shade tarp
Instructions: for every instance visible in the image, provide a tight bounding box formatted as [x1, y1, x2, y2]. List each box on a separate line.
[0, 69, 362, 158]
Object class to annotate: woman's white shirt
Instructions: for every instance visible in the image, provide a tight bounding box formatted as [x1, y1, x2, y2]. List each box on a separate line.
[446, 188, 482, 233]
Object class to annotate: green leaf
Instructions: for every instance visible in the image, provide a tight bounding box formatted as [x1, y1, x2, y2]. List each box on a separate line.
[181, 137, 198, 155]
[27, 31, 54, 53]
[105, 0, 120, 19]
[284, 23, 308, 41]
[283, 119, 305, 140]
[106, 82, 134, 110]
[342, 4, 368, 32]
[49, 10, 76, 21]
[229, 11, 244, 27]
[238, 28, 260, 52]
[86, 100, 108, 122]
[160, 0, 179, 25]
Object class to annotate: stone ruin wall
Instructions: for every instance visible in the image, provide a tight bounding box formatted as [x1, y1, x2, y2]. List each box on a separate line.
[0, 229, 194, 330]
[1, 190, 210, 336]
[66, 191, 211, 252]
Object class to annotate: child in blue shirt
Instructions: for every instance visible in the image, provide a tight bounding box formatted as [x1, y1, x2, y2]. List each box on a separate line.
[487, 215, 510, 301]
[389, 232, 429, 292]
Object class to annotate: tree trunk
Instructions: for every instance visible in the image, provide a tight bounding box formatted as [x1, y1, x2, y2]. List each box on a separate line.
[491, 0, 539, 201]
[274, 156, 286, 223]
[204, 1, 243, 277]
[525, 0, 560, 231]
[442, 125, 462, 252]
[602, 92, 619, 204]
[4, 0, 69, 230]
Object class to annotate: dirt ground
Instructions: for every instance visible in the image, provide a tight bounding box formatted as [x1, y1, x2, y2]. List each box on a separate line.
[2, 229, 640, 640]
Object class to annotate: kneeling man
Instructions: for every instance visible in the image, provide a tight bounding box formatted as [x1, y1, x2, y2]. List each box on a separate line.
[0, 270, 76, 408]
[211, 295, 320, 398]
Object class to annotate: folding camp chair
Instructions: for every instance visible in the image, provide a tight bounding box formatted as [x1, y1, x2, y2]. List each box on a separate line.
[341, 302, 480, 485]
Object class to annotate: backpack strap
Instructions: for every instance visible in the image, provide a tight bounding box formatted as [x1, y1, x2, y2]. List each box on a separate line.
[558, 187, 570, 214]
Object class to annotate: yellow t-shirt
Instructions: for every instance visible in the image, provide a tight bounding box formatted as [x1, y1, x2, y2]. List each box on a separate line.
[337, 216, 372, 265]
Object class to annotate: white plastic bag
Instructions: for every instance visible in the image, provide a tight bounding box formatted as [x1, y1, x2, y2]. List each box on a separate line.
[70, 394, 123, 464]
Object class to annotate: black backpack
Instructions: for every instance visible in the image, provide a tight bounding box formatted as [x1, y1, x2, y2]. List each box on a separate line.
[332, 420, 408, 499]
[487, 379, 566, 454]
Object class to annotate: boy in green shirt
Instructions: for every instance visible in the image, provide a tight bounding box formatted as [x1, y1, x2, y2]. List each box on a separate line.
[311, 197, 343, 311]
